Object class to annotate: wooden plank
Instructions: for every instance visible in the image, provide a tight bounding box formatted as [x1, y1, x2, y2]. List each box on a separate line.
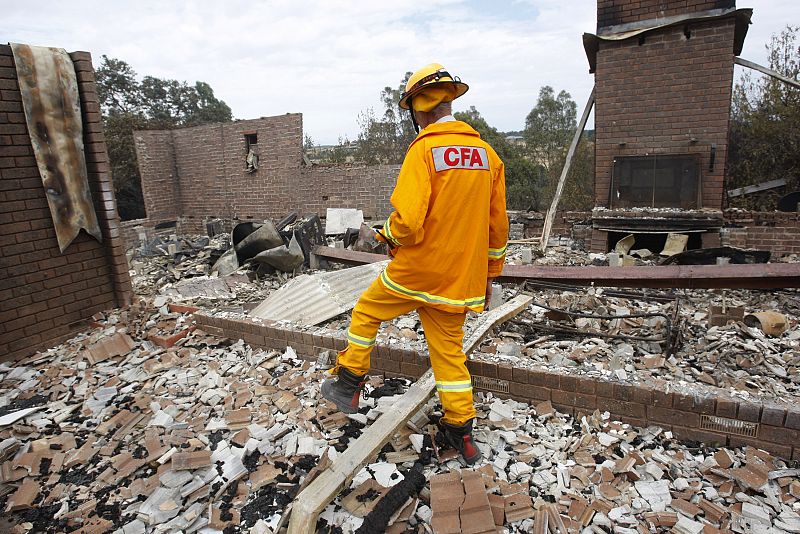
[287, 294, 533, 534]
[463, 295, 534, 356]
[735, 57, 800, 89]
[539, 87, 595, 253]
[727, 178, 787, 198]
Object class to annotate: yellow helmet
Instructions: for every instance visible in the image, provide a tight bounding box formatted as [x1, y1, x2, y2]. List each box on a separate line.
[398, 63, 469, 112]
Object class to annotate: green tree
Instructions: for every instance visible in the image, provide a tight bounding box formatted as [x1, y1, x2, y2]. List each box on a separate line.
[523, 86, 593, 211]
[354, 73, 416, 164]
[524, 86, 576, 172]
[95, 55, 233, 220]
[729, 25, 800, 210]
[454, 106, 540, 210]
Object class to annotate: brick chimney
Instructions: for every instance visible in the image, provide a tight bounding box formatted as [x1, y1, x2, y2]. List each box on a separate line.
[587, 0, 751, 252]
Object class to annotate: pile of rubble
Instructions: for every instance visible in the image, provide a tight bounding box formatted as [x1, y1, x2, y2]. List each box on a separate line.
[319, 277, 799, 406]
[1, 300, 799, 533]
[0, 303, 361, 533]
[128, 211, 385, 310]
[463, 284, 800, 405]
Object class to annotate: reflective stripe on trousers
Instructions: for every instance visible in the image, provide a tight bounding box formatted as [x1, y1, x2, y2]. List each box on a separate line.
[334, 276, 476, 425]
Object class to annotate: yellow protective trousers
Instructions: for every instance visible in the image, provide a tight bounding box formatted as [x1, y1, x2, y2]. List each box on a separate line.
[333, 277, 476, 426]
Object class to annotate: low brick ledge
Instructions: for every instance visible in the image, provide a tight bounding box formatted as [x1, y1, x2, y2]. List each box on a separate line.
[193, 311, 800, 461]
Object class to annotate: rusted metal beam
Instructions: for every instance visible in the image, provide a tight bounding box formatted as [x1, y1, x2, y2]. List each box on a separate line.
[500, 263, 800, 289]
[312, 246, 388, 266]
[312, 246, 800, 289]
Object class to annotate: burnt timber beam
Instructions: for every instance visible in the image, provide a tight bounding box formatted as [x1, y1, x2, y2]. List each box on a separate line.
[312, 246, 800, 289]
[540, 87, 595, 252]
[735, 57, 800, 90]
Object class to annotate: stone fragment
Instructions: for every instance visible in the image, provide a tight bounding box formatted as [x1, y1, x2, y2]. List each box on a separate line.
[635, 479, 671, 512]
[714, 449, 734, 469]
[671, 498, 702, 518]
[171, 450, 211, 471]
[672, 515, 705, 534]
[5, 478, 39, 512]
[431, 471, 464, 533]
[741, 502, 771, 525]
[459, 470, 495, 534]
[505, 493, 535, 523]
[137, 487, 181, 525]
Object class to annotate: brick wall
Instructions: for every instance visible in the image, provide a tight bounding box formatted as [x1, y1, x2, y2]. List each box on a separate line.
[301, 163, 399, 220]
[134, 118, 400, 238]
[519, 211, 593, 240]
[193, 311, 800, 460]
[0, 46, 132, 360]
[723, 211, 800, 258]
[597, 0, 736, 29]
[594, 18, 736, 209]
[134, 130, 179, 221]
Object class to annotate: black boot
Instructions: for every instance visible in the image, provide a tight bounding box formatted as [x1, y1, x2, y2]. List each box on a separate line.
[437, 418, 482, 465]
[321, 367, 366, 414]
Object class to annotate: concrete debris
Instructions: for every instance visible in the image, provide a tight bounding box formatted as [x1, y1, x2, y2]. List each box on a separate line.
[325, 208, 364, 235]
[1, 297, 799, 533]
[2, 231, 799, 533]
[470, 281, 800, 403]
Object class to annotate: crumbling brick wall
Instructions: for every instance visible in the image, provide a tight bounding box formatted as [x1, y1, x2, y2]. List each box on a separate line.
[0, 46, 132, 360]
[135, 115, 303, 227]
[723, 211, 800, 258]
[173, 115, 303, 223]
[134, 130, 179, 222]
[301, 163, 399, 220]
[597, 0, 736, 29]
[133, 117, 401, 237]
[594, 13, 736, 209]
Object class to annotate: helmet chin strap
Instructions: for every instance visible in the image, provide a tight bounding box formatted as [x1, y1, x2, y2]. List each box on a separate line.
[408, 97, 420, 133]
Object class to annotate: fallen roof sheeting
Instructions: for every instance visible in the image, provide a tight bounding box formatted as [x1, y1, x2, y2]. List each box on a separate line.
[312, 246, 800, 289]
[10, 43, 101, 252]
[287, 294, 534, 534]
[250, 260, 389, 325]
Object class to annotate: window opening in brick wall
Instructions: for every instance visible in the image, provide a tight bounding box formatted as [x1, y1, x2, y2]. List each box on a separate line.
[244, 132, 259, 173]
[611, 154, 701, 209]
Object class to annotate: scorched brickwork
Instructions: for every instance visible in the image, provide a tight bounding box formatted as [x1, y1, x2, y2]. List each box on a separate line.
[0, 46, 132, 360]
[134, 115, 400, 235]
[594, 17, 736, 209]
[597, 0, 736, 29]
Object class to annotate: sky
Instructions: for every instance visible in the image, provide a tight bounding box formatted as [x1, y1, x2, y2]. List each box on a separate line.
[5, 0, 798, 144]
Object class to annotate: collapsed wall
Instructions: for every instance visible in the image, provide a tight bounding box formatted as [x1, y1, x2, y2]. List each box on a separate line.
[0, 45, 132, 360]
[130, 116, 399, 241]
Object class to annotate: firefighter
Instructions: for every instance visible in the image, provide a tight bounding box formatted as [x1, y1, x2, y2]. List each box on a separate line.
[321, 63, 508, 465]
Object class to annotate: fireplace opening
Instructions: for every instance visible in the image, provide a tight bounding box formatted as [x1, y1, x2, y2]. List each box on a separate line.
[608, 231, 703, 254]
[611, 154, 701, 209]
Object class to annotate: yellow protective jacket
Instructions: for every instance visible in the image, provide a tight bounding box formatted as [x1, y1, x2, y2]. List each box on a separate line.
[379, 119, 508, 313]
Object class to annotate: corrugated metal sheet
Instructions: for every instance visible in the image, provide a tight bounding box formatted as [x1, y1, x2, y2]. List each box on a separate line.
[249, 261, 389, 325]
[11, 43, 101, 252]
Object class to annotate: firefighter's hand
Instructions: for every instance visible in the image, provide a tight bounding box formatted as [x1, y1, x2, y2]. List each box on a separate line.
[485, 277, 495, 309]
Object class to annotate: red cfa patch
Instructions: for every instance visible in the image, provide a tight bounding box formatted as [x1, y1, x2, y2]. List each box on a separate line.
[432, 146, 489, 171]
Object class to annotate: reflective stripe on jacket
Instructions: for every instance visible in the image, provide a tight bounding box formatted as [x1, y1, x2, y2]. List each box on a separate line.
[380, 120, 508, 313]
